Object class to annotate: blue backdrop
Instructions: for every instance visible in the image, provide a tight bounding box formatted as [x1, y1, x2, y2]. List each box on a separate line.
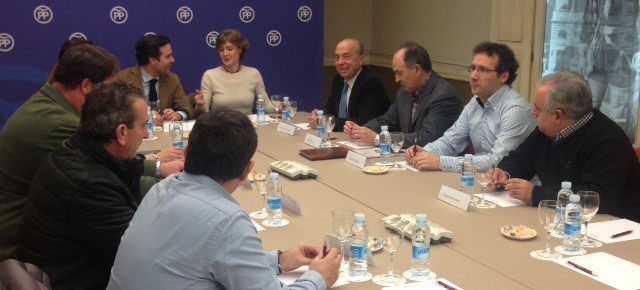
[0, 1, 324, 127]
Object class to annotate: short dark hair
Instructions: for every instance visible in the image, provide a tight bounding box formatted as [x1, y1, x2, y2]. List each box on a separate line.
[473, 41, 519, 85]
[539, 71, 593, 119]
[78, 80, 144, 143]
[399, 42, 432, 72]
[58, 37, 94, 61]
[135, 34, 171, 65]
[53, 44, 119, 88]
[216, 29, 250, 61]
[185, 108, 257, 182]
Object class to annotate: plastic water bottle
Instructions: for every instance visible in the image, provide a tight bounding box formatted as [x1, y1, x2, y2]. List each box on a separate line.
[379, 126, 391, 165]
[316, 110, 327, 146]
[282, 96, 292, 123]
[266, 172, 282, 225]
[555, 181, 573, 236]
[256, 95, 266, 124]
[561, 194, 582, 253]
[461, 154, 475, 194]
[171, 124, 184, 149]
[146, 106, 154, 139]
[348, 213, 369, 280]
[410, 213, 431, 279]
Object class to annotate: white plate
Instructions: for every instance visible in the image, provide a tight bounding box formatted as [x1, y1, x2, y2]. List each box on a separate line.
[368, 237, 383, 252]
[500, 225, 537, 240]
[363, 165, 389, 175]
[143, 136, 158, 141]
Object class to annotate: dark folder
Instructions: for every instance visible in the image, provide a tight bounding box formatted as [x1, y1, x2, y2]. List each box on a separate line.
[299, 146, 350, 161]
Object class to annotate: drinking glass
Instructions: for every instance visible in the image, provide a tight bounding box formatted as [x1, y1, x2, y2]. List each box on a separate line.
[249, 169, 269, 219]
[289, 100, 298, 119]
[578, 191, 603, 248]
[389, 132, 405, 171]
[373, 221, 406, 286]
[531, 200, 563, 260]
[472, 161, 496, 208]
[323, 114, 336, 146]
[331, 209, 354, 269]
[270, 95, 283, 122]
[149, 101, 163, 127]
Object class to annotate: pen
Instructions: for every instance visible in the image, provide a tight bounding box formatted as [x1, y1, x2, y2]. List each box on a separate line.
[322, 239, 328, 256]
[436, 280, 457, 290]
[567, 260, 597, 276]
[412, 137, 418, 153]
[610, 230, 633, 239]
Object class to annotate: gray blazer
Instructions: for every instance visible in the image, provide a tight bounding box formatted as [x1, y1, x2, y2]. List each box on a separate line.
[364, 72, 463, 148]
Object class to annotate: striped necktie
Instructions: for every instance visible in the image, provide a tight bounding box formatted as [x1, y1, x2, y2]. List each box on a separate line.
[338, 82, 349, 118]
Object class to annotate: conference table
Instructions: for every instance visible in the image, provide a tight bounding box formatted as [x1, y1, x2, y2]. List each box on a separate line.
[139, 113, 640, 290]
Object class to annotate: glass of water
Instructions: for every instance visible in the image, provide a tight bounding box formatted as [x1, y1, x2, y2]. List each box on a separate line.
[289, 100, 298, 119]
[389, 132, 405, 171]
[249, 169, 269, 219]
[323, 114, 336, 146]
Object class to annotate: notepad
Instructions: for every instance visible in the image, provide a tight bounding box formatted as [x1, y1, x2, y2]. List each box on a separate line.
[555, 252, 640, 289]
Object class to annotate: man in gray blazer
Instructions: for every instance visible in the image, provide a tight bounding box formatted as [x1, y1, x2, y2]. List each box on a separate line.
[344, 42, 463, 148]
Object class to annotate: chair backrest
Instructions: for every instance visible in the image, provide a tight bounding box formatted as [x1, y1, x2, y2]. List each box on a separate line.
[636, 147, 640, 161]
[0, 259, 52, 290]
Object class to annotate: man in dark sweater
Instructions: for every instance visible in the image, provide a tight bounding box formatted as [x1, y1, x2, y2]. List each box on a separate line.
[492, 71, 640, 222]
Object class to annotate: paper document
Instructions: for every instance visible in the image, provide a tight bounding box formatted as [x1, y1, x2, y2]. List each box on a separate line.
[247, 114, 276, 124]
[252, 220, 265, 232]
[294, 123, 310, 130]
[587, 219, 640, 243]
[337, 140, 375, 149]
[395, 161, 419, 172]
[278, 265, 349, 288]
[473, 191, 524, 207]
[554, 252, 640, 290]
[382, 279, 463, 290]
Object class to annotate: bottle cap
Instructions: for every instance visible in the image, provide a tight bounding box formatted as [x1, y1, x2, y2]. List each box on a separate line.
[561, 181, 572, 189]
[569, 194, 580, 202]
[464, 154, 473, 159]
[283, 96, 289, 101]
[381, 125, 388, 131]
[354, 213, 365, 223]
[258, 94, 264, 100]
[269, 172, 279, 181]
[317, 110, 323, 115]
[415, 213, 427, 223]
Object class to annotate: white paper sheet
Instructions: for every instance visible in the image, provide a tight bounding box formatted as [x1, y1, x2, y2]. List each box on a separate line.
[395, 161, 419, 172]
[337, 140, 375, 150]
[587, 219, 640, 243]
[247, 114, 276, 124]
[278, 265, 349, 288]
[252, 220, 265, 232]
[473, 191, 524, 207]
[554, 252, 640, 290]
[382, 278, 463, 290]
[294, 123, 310, 130]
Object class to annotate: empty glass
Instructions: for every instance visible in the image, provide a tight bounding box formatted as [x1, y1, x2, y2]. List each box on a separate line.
[578, 191, 603, 248]
[323, 114, 336, 147]
[248, 169, 269, 219]
[531, 200, 563, 260]
[270, 95, 283, 122]
[331, 209, 354, 269]
[389, 132, 405, 171]
[472, 161, 496, 209]
[373, 220, 406, 286]
[289, 100, 298, 119]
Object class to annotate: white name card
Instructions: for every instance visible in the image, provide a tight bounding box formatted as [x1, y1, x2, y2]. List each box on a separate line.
[437, 185, 471, 211]
[345, 150, 367, 169]
[282, 193, 302, 216]
[277, 122, 297, 135]
[304, 133, 323, 148]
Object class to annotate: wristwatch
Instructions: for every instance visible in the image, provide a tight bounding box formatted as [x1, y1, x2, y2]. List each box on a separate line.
[374, 134, 380, 146]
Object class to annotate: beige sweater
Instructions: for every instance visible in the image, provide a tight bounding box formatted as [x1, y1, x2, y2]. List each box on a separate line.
[199, 66, 275, 115]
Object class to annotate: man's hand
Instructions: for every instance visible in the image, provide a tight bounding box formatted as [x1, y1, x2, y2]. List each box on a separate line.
[308, 109, 319, 129]
[194, 90, 205, 107]
[309, 248, 341, 288]
[151, 147, 184, 162]
[162, 108, 182, 121]
[407, 150, 440, 171]
[504, 178, 533, 205]
[345, 121, 376, 145]
[279, 243, 320, 273]
[159, 159, 184, 178]
[490, 167, 509, 189]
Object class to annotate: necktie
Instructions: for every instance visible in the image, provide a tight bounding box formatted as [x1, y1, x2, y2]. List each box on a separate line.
[148, 79, 158, 102]
[338, 82, 349, 118]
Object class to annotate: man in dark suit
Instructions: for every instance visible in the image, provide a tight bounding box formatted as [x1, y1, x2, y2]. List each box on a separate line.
[308, 39, 389, 131]
[119, 34, 194, 124]
[345, 42, 463, 148]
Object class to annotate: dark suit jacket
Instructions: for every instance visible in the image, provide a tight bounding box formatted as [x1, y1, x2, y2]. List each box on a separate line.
[364, 72, 463, 148]
[324, 66, 389, 131]
[119, 66, 194, 119]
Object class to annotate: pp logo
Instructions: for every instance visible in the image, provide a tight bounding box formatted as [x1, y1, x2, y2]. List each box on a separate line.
[0, 33, 15, 52]
[176, 6, 193, 23]
[33, 5, 53, 24]
[69, 32, 87, 41]
[239, 6, 255, 23]
[110, 6, 128, 24]
[266, 30, 282, 47]
[206, 31, 219, 48]
[298, 6, 312, 22]
[144, 32, 156, 36]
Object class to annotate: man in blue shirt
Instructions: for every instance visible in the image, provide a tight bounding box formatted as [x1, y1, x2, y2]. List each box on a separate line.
[406, 42, 535, 172]
[108, 108, 341, 290]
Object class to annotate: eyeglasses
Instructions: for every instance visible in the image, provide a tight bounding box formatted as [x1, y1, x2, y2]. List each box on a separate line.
[467, 65, 498, 74]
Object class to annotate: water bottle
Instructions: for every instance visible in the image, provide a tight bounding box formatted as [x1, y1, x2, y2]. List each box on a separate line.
[461, 154, 475, 194]
[348, 213, 369, 280]
[316, 110, 327, 146]
[379, 126, 391, 165]
[561, 194, 582, 253]
[410, 213, 431, 278]
[256, 95, 266, 124]
[282, 96, 292, 123]
[146, 106, 154, 139]
[171, 124, 184, 149]
[266, 172, 282, 225]
[555, 181, 573, 236]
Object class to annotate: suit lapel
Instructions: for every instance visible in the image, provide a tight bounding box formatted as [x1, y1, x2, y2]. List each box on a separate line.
[158, 74, 171, 111]
[410, 73, 438, 128]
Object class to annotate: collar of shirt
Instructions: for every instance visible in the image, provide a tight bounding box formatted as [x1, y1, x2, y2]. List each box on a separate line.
[475, 85, 510, 111]
[555, 111, 593, 142]
[412, 79, 430, 103]
[141, 67, 159, 84]
[345, 68, 362, 88]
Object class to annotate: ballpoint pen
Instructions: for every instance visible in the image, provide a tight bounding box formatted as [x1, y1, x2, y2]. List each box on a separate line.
[436, 280, 457, 290]
[567, 260, 597, 276]
[610, 230, 633, 239]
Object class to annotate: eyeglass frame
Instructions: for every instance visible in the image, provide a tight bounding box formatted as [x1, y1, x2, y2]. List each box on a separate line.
[467, 65, 499, 74]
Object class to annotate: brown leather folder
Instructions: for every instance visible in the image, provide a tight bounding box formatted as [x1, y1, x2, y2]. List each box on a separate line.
[299, 146, 350, 161]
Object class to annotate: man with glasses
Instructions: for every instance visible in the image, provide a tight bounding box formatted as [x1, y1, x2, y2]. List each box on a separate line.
[345, 42, 463, 147]
[406, 42, 535, 172]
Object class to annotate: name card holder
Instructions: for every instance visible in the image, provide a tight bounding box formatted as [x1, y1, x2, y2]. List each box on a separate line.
[345, 150, 367, 169]
[437, 185, 471, 211]
[277, 122, 297, 135]
[304, 133, 323, 148]
[282, 193, 302, 216]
